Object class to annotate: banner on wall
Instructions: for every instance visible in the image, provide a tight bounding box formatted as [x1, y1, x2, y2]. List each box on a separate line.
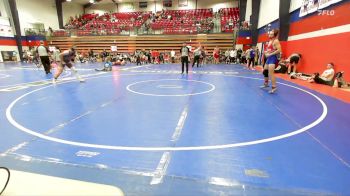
[299, 0, 343, 17]
[178, 0, 188, 7]
[123, 3, 135, 11]
[139, 2, 147, 8]
[0, 17, 13, 37]
[163, 0, 172, 7]
[0, 25, 13, 37]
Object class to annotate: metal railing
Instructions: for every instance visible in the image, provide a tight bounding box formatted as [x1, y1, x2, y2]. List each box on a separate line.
[51, 26, 236, 37]
[49, 20, 251, 37]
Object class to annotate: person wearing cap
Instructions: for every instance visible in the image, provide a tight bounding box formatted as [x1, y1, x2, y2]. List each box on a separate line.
[52, 46, 84, 84]
[36, 41, 51, 74]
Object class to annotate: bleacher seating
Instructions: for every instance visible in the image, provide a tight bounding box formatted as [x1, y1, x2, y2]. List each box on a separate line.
[82, 13, 99, 21]
[50, 9, 238, 55]
[219, 8, 239, 33]
[55, 8, 239, 36]
[151, 9, 213, 34]
[53, 30, 70, 37]
[79, 12, 151, 35]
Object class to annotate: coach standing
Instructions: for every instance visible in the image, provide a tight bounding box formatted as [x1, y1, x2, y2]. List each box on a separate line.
[36, 41, 51, 74]
[180, 42, 190, 74]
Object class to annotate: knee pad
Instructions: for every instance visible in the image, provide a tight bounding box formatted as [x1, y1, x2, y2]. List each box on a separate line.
[263, 69, 269, 77]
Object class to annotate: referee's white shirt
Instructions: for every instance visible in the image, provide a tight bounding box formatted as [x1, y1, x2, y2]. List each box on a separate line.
[37, 46, 48, 56]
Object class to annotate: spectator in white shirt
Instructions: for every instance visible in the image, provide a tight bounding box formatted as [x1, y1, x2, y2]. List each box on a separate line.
[308, 62, 335, 85]
[52, 47, 61, 64]
[170, 49, 176, 63]
[225, 49, 230, 64]
[229, 49, 236, 63]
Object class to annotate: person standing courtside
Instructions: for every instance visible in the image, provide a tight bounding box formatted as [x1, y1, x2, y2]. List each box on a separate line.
[36, 41, 51, 74]
[213, 46, 220, 64]
[261, 29, 282, 93]
[52, 46, 61, 66]
[192, 46, 202, 68]
[180, 42, 190, 74]
[170, 49, 176, 63]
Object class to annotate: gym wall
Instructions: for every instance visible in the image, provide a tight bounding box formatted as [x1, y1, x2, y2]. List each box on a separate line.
[285, 1, 350, 80]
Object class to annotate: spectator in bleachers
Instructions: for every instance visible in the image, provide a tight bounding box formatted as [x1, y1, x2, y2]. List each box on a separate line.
[214, 17, 220, 32]
[196, 21, 201, 33]
[229, 18, 234, 28]
[58, 8, 236, 36]
[176, 12, 180, 19]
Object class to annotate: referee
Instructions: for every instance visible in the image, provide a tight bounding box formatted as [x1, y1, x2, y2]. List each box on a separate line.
[36, 41, 51, 74]
[180, 42, 190, 74]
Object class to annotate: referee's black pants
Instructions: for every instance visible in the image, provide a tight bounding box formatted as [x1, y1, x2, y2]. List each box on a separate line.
[192, 55, 200, 67]
[181, 56, 189, 74]
[40, 56, 51, 74]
